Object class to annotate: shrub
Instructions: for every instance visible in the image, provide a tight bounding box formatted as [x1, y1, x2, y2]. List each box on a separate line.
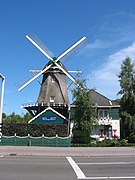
[2, 124, 68, 137]
[120, 139, 128, 146]
[71, 129, 91, 144]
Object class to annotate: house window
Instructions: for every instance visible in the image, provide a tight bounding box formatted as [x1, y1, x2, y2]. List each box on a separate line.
[50, 96, 55, 103]
[99, 110, 103, 118]
[104, 110, 108, 117]
[98, 109, 108, 118]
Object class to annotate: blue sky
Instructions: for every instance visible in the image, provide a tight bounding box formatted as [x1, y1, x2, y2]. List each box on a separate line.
[1, 0, 135, 115]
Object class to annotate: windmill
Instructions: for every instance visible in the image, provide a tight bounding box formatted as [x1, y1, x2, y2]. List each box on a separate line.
[18, 34, 87, 125]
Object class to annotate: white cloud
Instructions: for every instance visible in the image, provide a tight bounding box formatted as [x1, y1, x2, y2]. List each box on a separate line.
[80, 12, 135, 99]
[84, 12, 135, 54]
[87, 39, 108, 49]
[87, 42, 135, 99]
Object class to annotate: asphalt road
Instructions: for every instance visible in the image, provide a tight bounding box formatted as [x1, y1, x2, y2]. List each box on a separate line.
[0, 155, 135, 180]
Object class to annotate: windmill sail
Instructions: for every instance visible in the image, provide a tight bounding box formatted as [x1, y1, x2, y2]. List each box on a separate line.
[19, 34, 87, 119]
[57, 37, 88, 63]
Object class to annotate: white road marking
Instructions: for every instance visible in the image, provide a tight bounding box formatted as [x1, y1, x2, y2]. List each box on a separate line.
[66, 157, 135, 179]
[78, 162, 134, 165]
[66, 157, 86, 179]
[80, 177, 135, 179]
[109, 177, 135, 179]
[79, 177, 109, 179]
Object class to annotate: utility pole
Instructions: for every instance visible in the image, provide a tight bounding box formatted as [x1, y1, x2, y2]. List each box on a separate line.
[0, 73, 5, 141]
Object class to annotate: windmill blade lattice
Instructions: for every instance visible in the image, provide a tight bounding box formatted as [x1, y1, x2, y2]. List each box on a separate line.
[26, 33, 54, 60]
[18, 64, 52, 91]
[16, 75, 34, 90]
[57, 37, 88, 63]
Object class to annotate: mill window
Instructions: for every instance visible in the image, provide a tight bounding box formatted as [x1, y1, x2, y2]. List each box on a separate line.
[52, 77, 55, 83]
[50, 96, 55, 103]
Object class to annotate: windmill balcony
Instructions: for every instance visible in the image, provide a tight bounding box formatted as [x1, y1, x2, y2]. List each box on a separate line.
[21, 102, 68, 108]
[98, 117, 112, 125]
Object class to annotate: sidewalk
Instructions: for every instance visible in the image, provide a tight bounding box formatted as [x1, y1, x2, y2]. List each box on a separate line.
[0, 146, 135, 156]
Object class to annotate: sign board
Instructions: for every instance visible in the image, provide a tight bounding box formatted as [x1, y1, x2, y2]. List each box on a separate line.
[42, 117, 56, 121]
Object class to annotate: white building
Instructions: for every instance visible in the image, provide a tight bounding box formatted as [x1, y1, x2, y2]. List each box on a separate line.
[90, 90, 120, 140]
[71, 90, 120, 140]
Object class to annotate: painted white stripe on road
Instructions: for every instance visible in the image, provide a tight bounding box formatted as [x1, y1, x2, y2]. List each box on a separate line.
[66, 157, 86, 179]
[66, 157, 135, 179]
[80, 177, 109, 179]
[78, 162, 134, 165]
[109, 177, 135, 179]
[80, 177, 135, 179]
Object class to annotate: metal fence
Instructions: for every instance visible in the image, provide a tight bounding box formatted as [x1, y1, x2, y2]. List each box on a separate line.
[0, 134, 71, 147]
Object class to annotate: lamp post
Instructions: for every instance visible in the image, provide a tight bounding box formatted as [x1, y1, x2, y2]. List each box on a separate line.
[0, 73, 5, 141]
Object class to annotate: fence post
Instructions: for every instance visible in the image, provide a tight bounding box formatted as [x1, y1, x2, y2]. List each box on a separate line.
[14, 133, 17, 146]
[69, 134, 71, 147]
[42, 134, 44, 146]
[28, 134, 31, 146]
[56, 134, 58, 147]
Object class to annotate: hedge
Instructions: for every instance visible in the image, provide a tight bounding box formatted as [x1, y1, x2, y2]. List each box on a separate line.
[2, 124, 68, 137]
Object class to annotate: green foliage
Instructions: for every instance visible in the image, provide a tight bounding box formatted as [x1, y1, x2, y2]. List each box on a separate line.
[95, 139, 120, 147]
[118, 57, 135, 142]
[114, 99, 121, 105]
[2, 124, 68, 137]
[22, 113, 33, 123]
[71, 139, 135, 147]
[71, 79, 97, 144]
[2, 113, 6, 118]
[118, 57, 135, 95]
[72, 138, 135, 147]
[3, 112, 32, 124]
[71, 129, 91, 144]
[2, 112, 68, 137]
[120, 139, 128, 146]
[120, 112, 135, 140]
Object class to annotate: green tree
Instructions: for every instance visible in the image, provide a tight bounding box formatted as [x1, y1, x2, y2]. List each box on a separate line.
[71, 79, 97, 144]
[2, 113, 6, 118]
[118, 57, 135, 142]
[22, 112, 32, 123]
[2, 113, 7, 123]
[118, 57, 134, 95]
[6, 112, 22, 124]
[6, 112, 32, 124]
